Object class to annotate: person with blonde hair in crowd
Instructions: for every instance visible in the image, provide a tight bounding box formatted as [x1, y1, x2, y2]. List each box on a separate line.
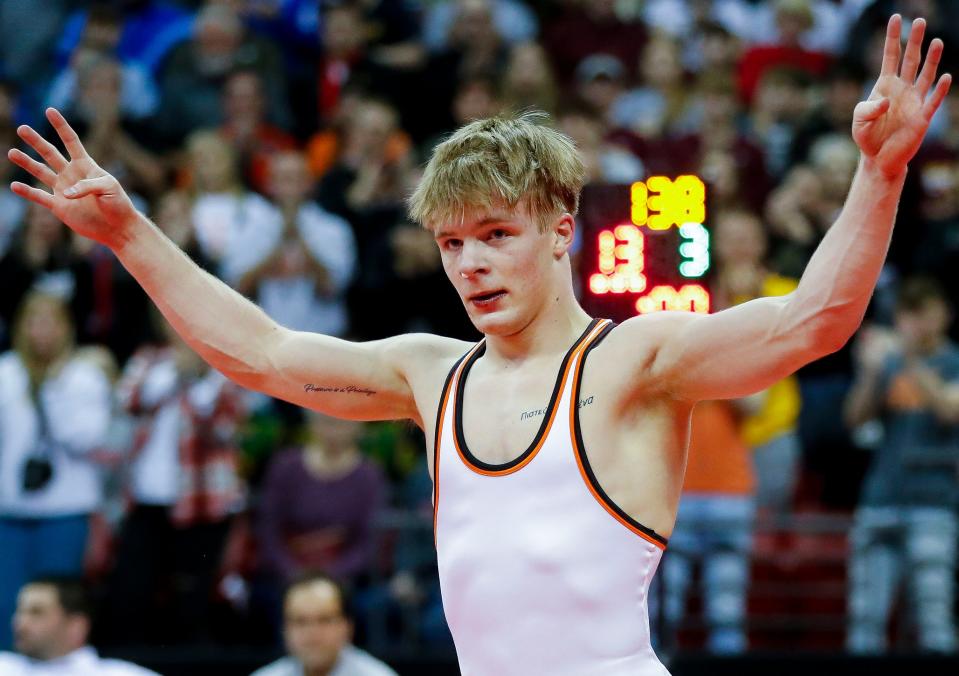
[0, 292, 112, 650]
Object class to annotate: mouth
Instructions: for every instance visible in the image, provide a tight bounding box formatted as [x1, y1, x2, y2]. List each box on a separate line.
[469, 289, 507, 307]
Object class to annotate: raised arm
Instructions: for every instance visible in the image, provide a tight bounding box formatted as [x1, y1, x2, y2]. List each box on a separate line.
[627, 15, 951, 403]
[8, 109, 444, 425]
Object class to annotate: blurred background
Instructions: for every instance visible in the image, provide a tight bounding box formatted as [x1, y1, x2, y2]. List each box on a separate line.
[1, 0, 959, 674]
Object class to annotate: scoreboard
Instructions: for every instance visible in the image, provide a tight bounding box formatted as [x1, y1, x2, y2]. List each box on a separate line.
[578, 176, 711, 322]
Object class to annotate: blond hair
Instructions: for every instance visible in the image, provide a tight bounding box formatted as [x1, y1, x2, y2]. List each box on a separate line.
[408, 110, 586, 231]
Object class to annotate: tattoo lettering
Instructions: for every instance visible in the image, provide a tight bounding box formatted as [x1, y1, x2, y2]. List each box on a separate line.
[304, 384, 377, 396]
[518, 395, 594, 421]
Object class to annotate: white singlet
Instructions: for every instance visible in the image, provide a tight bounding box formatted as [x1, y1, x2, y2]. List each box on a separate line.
[432, 318, 671, 676]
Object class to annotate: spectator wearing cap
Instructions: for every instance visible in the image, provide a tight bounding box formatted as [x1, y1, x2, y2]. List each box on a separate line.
[573, 53, 627, 123]
[0, 577, 159, 675]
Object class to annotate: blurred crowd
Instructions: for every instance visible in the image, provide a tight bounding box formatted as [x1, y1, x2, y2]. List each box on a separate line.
[1, 0, 959, 668]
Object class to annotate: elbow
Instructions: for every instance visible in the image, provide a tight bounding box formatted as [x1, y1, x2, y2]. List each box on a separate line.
[806, 312, 858, 358]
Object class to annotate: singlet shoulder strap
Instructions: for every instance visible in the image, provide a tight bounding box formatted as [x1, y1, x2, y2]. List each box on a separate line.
[569, 322, 669, 550]
[433, 341, 484, 546]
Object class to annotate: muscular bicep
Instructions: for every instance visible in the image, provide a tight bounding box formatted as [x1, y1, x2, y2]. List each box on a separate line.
[252, 329, 433, 424]
[633, 294, 824, 402]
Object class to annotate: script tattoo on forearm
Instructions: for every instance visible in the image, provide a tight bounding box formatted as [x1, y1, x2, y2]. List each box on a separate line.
[519, 395, 594, 421]
[303, 384, 377, 396]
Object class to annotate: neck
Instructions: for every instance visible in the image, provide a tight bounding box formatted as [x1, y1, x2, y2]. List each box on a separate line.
[483, 278, 592, 364]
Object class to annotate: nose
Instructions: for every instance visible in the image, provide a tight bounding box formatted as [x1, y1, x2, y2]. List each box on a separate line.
[456, 239, 488, 279]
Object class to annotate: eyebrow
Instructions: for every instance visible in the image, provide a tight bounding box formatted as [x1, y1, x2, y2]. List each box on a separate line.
[434, 215, 512, 240]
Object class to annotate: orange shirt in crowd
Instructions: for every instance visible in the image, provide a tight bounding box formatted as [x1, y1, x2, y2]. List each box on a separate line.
[682, 400, 755, 495]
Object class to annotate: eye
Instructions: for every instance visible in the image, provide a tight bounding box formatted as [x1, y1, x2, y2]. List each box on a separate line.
[442, 238, 463, 251]
[488, 229, 509, 240]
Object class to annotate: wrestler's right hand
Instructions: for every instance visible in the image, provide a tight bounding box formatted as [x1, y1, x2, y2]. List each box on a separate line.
[8, 107, 139, 248]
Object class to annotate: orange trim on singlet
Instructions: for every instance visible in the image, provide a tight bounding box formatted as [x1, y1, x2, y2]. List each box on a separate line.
[433, 343, 484, 548]
[569, 329, 668, 551]
[451, 321, 611, 478]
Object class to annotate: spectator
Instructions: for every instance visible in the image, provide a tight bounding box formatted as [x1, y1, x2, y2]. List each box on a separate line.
[712, 209, 802, 513]
[0, 576, 159, 675]
[47, 4, 161, 122]
[157, 2, 289, 142]
[557, 107, 645, 184]
[789, 60, 867, 168]
[572, 54, 627, 124]
[500, 42, 558, 116]
[422, 0, 538, 53]
[251, 572, 397, 676]
[185, 129, 284, 287]
[256, 413, 385, 605]
[542, 0, 648, 84]
[746, 66, 813, 179]
[0, 293, 113, 649]
[239, 150, 357, 337]
[844, 277, 959, 654]
[219, 68, 298, 194]
[659, 398, 755, 654]
[611, 33, 698, 139]
[736, 0, 832, 104]
[0, 80, 27, 258]
[0, 204, 93, 352]
[104, 315, 246, 646]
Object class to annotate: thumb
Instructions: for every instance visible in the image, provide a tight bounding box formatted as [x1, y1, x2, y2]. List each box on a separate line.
[854, 97, 890, 123]
[63, 175, 118, 199]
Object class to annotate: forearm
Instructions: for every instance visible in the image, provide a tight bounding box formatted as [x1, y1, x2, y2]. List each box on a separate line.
[789, 158, 907, 349]
[908, 364, 959, 423]
[843, 367, 884, 427]
[112, 213, 281, 389]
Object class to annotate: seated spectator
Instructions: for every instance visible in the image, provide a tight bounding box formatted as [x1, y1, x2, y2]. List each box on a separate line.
[185, 129, 284, 287]
[0, 293, 113, 649]
[0, 577, 158, 675]
[251, 572, 397, 676]
[573, 53, 628, 124]
[47, 3, 161, 121]
[219, 68, 298, 194]
[104, 315, 246, 646]
[844, 277, 959, 654]
[0, 204, 93, 351]
[557, 107, 645, 185]
[746, 66, 813, 179]
[256, 413, 385, 598]
[788, 60, 866, 168]
[239, 150, 357, 337]
[157, 2, 289, 142]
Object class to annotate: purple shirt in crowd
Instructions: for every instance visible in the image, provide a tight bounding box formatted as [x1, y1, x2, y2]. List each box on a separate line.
[257, 449, 385, 582]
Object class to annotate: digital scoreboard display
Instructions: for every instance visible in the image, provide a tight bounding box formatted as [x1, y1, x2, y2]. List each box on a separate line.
[577, 176, 711, 322]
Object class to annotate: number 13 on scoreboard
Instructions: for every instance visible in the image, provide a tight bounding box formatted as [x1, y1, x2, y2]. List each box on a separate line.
[588, 175, 711, 314]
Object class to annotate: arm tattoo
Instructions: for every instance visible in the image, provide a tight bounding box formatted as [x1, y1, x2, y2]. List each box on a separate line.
[304, 384, 377, 396]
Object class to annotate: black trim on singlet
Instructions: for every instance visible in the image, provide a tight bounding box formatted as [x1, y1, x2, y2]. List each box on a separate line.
[454, 318, 602, 473]
[571, 322, 670, 547]
[433, 351, 470, 485]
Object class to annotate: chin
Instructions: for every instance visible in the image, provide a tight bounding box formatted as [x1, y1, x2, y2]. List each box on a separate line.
[467, 308, 526, 337]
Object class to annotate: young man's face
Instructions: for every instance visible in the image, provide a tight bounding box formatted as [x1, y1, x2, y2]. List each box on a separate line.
[434, 206, 572, 336]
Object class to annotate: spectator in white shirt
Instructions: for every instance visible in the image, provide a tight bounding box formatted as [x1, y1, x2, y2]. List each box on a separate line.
[186, 130, 283, 287]
[251, 572, 397, 676]
[238, 150, 357, 337]
[0, 576, 158, 675]
[0, 293, 112, 650]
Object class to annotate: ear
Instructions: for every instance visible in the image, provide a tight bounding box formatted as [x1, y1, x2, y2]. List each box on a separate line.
[552, 213, 575, 259]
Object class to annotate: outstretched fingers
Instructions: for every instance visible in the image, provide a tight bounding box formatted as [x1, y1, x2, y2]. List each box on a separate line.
[10, 181, 54, 210]
[46, 108, 88, 162]
[16, 125, 68, 173]
[880, 14, 903, 78]
[8, 148, 57, 188]
[916, 38, 944, 97]
[923, 73, 952, 122]
[899, 17, 926, 83]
